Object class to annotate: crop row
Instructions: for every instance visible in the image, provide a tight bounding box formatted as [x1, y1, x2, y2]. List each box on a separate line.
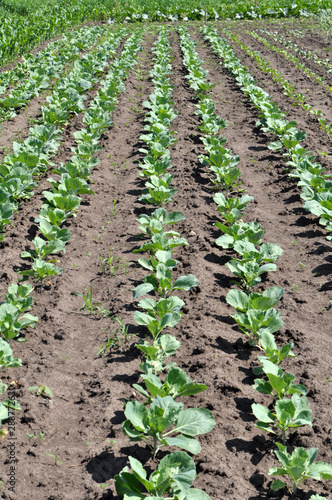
[258, 28, 332, 75]
[113, 27, 215, 500]
[0, 22, 330, 497]
[0, 28, 144, 436]
[179, 25, 332, 498]
[0, 27, 129, 245]
[203, 26, 332, 242]
[220, 28, 332, 140]
[247, 30, 332, 93]
[0, 24, 107, 123]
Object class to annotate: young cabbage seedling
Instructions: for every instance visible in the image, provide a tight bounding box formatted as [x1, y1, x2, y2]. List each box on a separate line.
[252, 393, 312, 444]
[115, 452, 211, 499]
[133, 250, 198, 299]
[28, 385, 53, 401]
[123, 395, 215, 459]
[213, 192, 254, 225]
[139, 174, 178, 206]
[253, 359, 308, 400]
[134, 365, 208, 403]
[133, 232, 188, 255]
[21, 236, 66, 261]
[268, 443, 332, 494]
[36, 205, 71, 226]
[138, 154, 172, 178]
[226, 287, 284, 313]
[134, 296, 184, 339]
[4, 283, 34, 314]
[226, 241, 283, 292]
[136, 208, 185, 238]
[38, 220, 71, 244]
[0, 339, 22, 369]
[0, 302, 38, 342]
[231, 307, 284, 346]
[215, 221, 265, 249]
[18, 258, 62, 285]
[137, 334, 181, 375]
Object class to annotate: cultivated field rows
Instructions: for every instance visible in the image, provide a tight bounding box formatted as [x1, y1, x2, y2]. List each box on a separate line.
[0, 22, 331, 499]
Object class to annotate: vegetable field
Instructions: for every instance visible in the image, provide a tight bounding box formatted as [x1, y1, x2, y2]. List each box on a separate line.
[0, 15, 331, 500]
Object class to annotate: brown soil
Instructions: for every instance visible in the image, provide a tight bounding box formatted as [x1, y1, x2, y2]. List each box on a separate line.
[0, 22, 331, 500]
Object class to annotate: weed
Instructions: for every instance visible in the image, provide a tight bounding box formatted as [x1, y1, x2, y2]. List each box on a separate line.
[99, 247, 129, 276]
[72, 285, 112, 318]
[130, 105, 141, 114]
[44, 452, 63, 466]
[72, 285, 100, 314]
[28, 385, 53, 401]
[27, 431, 45, 442]
[96, 317, 133, 356]
[111, 197, 117, 216]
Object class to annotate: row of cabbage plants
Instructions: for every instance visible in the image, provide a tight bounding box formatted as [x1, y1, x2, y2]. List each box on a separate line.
[247, 30, 332, 93]
[0, 27, 126, 244]
[0, 28, 144, 437]
[202, 25, 332, 242]
[178, 25, 332, 498]
[114, 27, 215, 500]
[258, 28, 332, 75]
[219, 27, 332, 141]
[0, 24, 106, 123]
[109, 0, 328, 24]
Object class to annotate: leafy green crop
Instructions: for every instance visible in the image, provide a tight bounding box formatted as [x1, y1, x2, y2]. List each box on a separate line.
[226, 287, 284, 312]
[134, 366, 207, 403]
[123, 395, 215, 458]
[215, 221, 264, 249]
[252, 394, 312, 444]
[213, 193, 253, 225]
[115, 452, 211, 499]
[21, 236, 65, 261]
[0, 302, 38, 342]
[4, 283, 34, 314]
[134, 296, 184, 339]
[137, 334, 181, 375]
[19, 258, 62, 284]
[134, 233, 188, 255]
[38, 220, 71, 243]
[137, 209, 185, 238]
[133, 250, 198, 299]
[0, 338, 22, 369]
[253, 331, 295, 373]
[253, 359, 307, 400]
[269, 444, 332, 494]
[231, 307, 283, 345]
[139, 174, 178, 206]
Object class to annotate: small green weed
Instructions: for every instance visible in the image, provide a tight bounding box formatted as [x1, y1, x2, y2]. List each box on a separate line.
[96, 317, 133, 356]
[99, 247, 129, 277]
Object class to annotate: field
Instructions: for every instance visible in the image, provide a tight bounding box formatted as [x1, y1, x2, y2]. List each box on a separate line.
[0, 11, 332, 500]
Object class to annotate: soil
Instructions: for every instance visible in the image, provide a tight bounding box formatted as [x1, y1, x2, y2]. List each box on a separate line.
[0, 20, 331, 500]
